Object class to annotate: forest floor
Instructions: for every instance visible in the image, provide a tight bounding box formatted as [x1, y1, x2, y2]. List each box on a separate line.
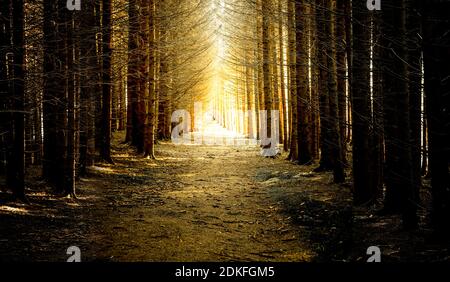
[0, 130, 449, 262]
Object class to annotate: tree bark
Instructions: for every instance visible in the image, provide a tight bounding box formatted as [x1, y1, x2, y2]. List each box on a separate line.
[8, 0, 26, 200]
[144, 0, 157, 159]
[295, 1, 313, 165]
[423, 0, 450, 235]
[79, 0, 97, 176]
[351, 0, 376, 203]
[315, 0, 332, 171]
[382, 0, 418, 228]
[101, 0, 114, 163]
[262, 0, 272, 146]
[288, 0, 298, 161]
[326, 0, 345, 183]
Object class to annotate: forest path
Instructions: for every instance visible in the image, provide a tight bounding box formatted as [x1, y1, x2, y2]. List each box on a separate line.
[86, 138, 317, 261]
[0, 131, 352, 262]
[78, 128, 354, 262]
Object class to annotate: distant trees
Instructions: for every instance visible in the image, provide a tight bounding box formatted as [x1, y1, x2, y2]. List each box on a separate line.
[125, 0, 210, 157]
[243, 0, 446, 230]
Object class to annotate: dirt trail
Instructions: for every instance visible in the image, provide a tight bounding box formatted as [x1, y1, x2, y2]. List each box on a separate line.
[0, 132, 353, 262]
[86, 142, 319, 262]
[2, 129, 449, 262]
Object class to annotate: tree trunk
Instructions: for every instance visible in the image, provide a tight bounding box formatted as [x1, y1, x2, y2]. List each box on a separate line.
[126, 0, 138, 143]
[295, 1, 313, 165]
[262, 0, 272, 146]
[42, 0, 58, 186]
[8, 0, 26, 200]
[336, 0, 347, 165]
[278, 0, 288, 151]
[423, 0, 450, 235]
[0, 0, 10, 176]
[382, 0, 418, 229]
[144, 0, 156, 159]
[371, 13, 384, 200]
[65, 7, 76, 197]
[351, 0, 376, 203]
[326, 0, 345, 183]
[288, 0, 298, 161]
[43, 0, 67, 192]
[101, 0, 113, 163]
[315, 0, 332, 171]
[406, 0, 423, 209]
[79, 0, 97, 176]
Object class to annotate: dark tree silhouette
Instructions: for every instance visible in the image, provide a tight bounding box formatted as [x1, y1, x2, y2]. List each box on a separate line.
[423, 0, 450, 235]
